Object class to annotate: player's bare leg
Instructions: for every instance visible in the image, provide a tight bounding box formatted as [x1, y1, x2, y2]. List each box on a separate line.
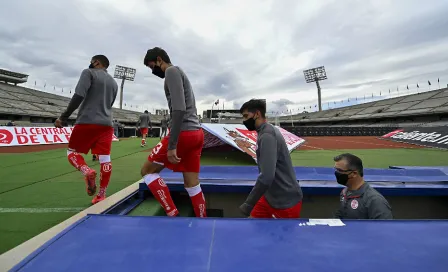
[183, 172, 207, 217]
[92, 154, 112, 204]
[141, 160, 179, 216]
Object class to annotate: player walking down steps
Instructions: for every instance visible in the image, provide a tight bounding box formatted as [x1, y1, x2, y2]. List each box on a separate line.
[55, 55, 118, 205]
[140, 47, 206, 217]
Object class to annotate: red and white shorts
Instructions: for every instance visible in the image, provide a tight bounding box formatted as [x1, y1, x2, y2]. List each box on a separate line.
[250, 196, 302, 219]
[140, 128, 149, 136]
[148, 129, 204, 172]
[68, 124, 113, 155]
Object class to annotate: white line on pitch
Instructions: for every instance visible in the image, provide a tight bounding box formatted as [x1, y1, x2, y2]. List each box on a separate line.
[0, 207, 86, 213]
[301, 144, 325, 150]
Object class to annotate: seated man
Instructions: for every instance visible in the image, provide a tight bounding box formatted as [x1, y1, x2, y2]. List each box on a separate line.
[238, 99, 303, 218]
[333, 153, 393, 219]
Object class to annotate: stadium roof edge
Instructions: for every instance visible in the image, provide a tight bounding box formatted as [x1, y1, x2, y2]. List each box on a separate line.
[0, 69, 29, 84]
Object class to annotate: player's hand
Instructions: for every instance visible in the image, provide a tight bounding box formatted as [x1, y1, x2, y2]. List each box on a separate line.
[239, 203, 253, 217]
[54, 119, 63, 128]
[167, 149, 181, 164]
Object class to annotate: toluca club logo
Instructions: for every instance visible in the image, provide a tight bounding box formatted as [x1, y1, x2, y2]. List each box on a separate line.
[102, 162, 112, 172]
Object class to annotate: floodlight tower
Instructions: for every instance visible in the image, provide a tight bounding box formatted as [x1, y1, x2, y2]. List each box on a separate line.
[113, 65, 136, 109]
[303, 66, 327, 112]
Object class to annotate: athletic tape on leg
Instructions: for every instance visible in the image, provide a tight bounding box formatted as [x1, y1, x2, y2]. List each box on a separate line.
[143, 174, 162, 185]
[185, 184, 202, 197]
[98, 155, 111, 164]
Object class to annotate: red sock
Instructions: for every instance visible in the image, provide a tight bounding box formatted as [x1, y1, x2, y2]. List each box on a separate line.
[144, 174, 178, 216]
[67, 151, 91, 175]
[99, 156, 112, 196]
[141, 139, 145, 145]
[186, 185, 207, 217]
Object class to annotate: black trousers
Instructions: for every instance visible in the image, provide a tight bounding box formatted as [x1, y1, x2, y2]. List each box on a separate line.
[161, 127, 168, 137]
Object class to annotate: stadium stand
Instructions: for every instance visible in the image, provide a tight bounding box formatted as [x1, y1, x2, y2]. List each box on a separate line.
[203, 88, 448, 132]
[279, 87, 448, 128]
[0, 82, 164, 132]
[2, 68, 447, 136]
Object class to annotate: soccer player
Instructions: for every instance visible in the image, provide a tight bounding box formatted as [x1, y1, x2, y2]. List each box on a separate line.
[238, 99, 303, 218]
[113, 119, 120, 137]
[160, 113, 168, 139]
[141, 47, 206, 217]
[55, 55, 118, 205]
[137, 110, 152, 147]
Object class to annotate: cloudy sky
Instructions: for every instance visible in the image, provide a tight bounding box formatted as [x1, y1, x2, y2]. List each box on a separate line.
[1, 0, 448, 116]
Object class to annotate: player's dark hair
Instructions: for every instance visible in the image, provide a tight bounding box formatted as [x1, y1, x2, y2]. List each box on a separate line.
[92, 55, 110, 68]
[144, 110, 148, 113]
[334, 153, 364, 177]
[239, 99, 266, 118]
[143, 47, 171, 66]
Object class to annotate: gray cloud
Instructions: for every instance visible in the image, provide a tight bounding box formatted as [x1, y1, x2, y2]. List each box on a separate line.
[1, 0, 448, 115]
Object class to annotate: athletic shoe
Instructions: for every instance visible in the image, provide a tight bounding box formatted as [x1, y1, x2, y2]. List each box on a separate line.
[84, 169, 97, 196]
[91, 194, 106, 205]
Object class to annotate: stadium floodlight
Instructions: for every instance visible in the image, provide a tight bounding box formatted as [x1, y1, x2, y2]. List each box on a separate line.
[303, 66, 327, 112]
[114, 65, 136, 109]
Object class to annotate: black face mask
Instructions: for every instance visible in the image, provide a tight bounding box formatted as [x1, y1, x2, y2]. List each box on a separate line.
[243, 117, 257, 131]
[152, 65, 165, 79]
[335, 171, 350, 186]
[89, 61, 97, 69]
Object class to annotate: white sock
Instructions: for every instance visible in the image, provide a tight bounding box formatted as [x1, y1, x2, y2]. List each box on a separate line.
[143, 174, 160, 185]
[185, 184, 202, 197]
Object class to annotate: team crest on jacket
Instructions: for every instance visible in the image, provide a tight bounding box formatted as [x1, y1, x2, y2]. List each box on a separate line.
[351, 199, 359, 209]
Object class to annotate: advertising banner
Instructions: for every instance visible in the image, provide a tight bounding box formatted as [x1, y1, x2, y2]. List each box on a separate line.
[0, 126, 119, 147]
[201, 123, 305, 161]
[380, 127, 448, 149]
